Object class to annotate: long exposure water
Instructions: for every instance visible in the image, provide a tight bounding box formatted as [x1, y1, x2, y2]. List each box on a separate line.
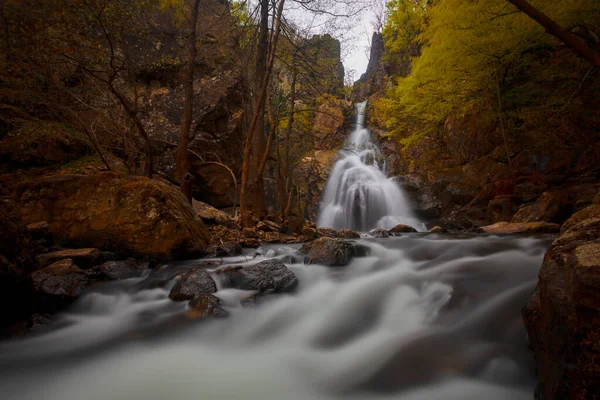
[0, 234, 551, 400]
[318, 102, 425, 231]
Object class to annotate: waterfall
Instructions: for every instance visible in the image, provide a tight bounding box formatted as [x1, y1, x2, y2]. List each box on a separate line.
[318, 102, 425, 232]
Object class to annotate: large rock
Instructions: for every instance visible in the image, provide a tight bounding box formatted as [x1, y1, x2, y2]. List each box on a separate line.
[30, 258, 90, 311]
[300, 237, 370, 266]
[390, 224, 418, 234]
[560, 204, 600, 233]
[14, 172, 211, 259]
[523, 207, 600, 399]
[216, 259, 298, 293]
[169, 268, 217, 301]
[36, 248, 102, 269]
[479, 221, 560, 234]
[512, 191, 569, 224]
[192, 200, 233, 226]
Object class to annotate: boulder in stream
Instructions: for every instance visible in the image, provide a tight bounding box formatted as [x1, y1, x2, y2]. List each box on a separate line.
[169, 268, 217, 301]
[389, 224, 418, 234]
[216, 259, 298, 293]
[30, 258, 90, 311]
[186, 294, 228, 319]
[300, 237, 371, 266]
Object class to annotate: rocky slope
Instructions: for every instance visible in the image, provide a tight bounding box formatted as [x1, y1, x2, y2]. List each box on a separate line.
[523, 201, 600, 399]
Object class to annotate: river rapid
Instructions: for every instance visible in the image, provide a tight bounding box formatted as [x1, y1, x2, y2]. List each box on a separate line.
[0, 234, 551, 400]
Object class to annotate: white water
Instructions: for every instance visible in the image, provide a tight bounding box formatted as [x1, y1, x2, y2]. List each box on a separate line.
[318, 102, 425, 231]
[0, 234, 550, 400]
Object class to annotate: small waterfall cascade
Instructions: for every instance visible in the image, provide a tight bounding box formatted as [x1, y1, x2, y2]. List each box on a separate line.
[318, 102, 425, 232]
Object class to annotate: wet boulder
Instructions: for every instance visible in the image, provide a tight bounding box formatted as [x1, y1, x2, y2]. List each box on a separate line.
[389, 224, 418, 234]
[429, 226, 446, 233]
[96, 260, 148, 280]
[185, 294, 228, 319]
[216, 259, 298, 293]
[337, 229, 360, 239]
[369, 228, 389, 238]
[479, 221, 560, 234]
[30, 258, 90, 311]
[36, 248, 102, 269]
[169, 268, 217, 301]
[317, 227, 338, 238]
[300, 237, 371, 266]
[15, 172, 211, 260]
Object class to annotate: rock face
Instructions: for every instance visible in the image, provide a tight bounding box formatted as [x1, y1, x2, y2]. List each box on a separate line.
[479, 221, 560, 234]
[30, 259, 90, 311]
[169, 268, 217, 301]
[523, 206, 600, 399]
[216, 259, 298, 293]
[301, 237, 370, 266]
[14, 172, 211, 259]
[512, 191, 569, 224]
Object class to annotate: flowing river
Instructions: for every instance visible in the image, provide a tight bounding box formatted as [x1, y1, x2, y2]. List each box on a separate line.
[0, 234, 551, 400]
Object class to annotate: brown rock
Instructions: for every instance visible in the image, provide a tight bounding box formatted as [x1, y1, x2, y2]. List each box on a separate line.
[337, 229, 360, 239]
[479, 221, 560, 234]
[390, 224, 418, 234]
[36, 248, 102, 269]
[192, 200, 233, 225]
[169, 268, 217, 301]
[30, 259, 90, 311]
[14, 172, 210, 259]
[301, 227, 318, 239]
[429, 226, 445, 233]
[369, 228, 389, 238]
[512, 191, 569, 224]
[256, 220, 280, 232]
[301, 237, 370, 266]
[317, 228, 338, 238]
[561, 204, 600, 233]
[185, 294, 228, 319]
[523, 206, 600, 399]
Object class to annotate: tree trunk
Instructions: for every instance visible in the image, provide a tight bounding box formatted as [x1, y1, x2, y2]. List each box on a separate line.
[175, 0, 201, 204]
[248, 0, 270, 217]
[284, 57, 297, 181]
[239, 0, 286, 227]
[507, 0, 600, 68]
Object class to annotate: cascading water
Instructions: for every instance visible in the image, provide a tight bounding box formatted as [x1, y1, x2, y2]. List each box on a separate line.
[318, 102, 425, 232]
[0, 235, 552, 400]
